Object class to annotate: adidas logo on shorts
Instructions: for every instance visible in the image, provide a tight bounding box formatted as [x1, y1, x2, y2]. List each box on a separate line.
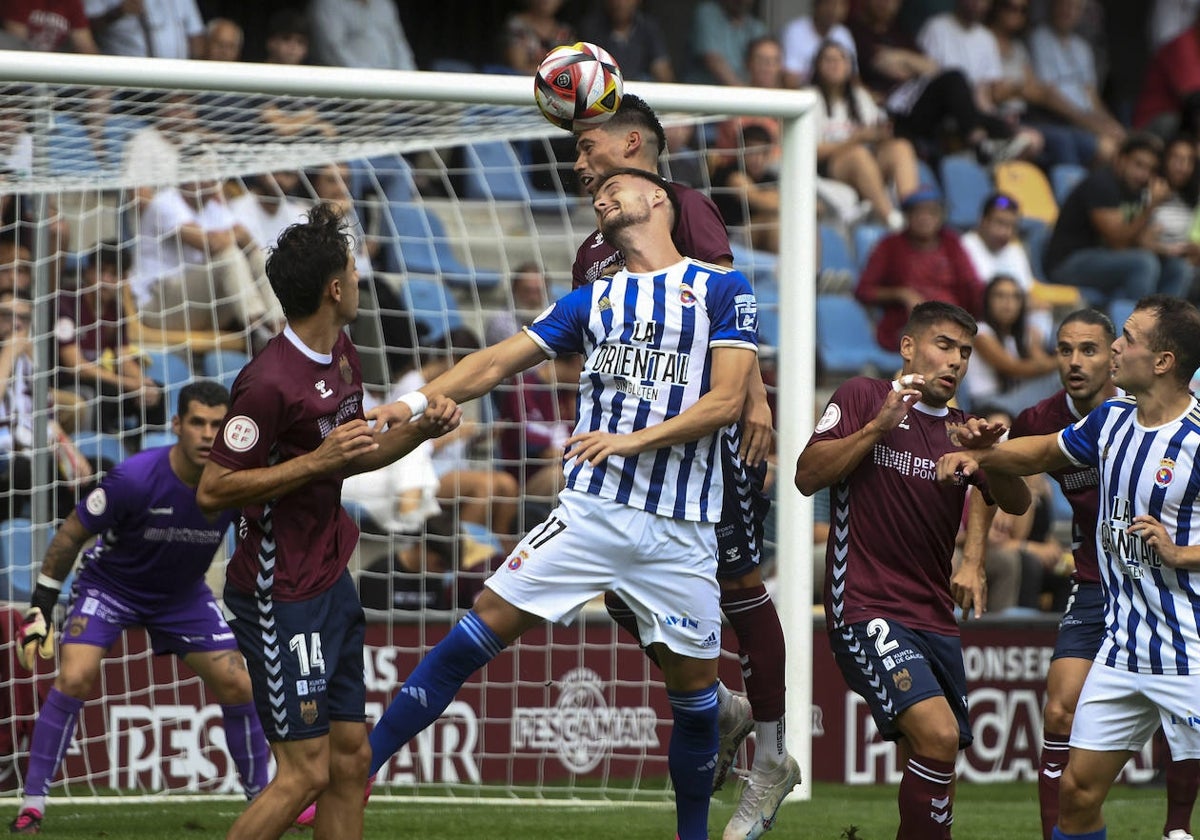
[700, 632, 719, 649]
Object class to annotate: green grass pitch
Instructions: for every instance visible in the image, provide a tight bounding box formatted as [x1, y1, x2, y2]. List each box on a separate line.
[1, 782, 1173, 839]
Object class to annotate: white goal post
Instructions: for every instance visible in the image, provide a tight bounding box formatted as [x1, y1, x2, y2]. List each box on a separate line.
[0, 51, 816, 803]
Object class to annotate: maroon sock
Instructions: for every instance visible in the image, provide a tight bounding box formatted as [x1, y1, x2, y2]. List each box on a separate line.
[721, 584, 786, 721]
[604, 591, 660, 668]
[899, 755, 955, 840]
[1165, 759, 1200, 835]
[1038, 730, 1070, 840]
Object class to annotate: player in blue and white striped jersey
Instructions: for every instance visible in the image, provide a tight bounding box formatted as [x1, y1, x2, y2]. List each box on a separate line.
[362, 168, 759, 840]
[938, 295, 1200, 840]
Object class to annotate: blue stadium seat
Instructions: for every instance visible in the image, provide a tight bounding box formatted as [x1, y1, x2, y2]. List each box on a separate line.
[462, 520, 504, 554]
[917, 159, 939, 190]
[101, 115, 148, 164]
[729, 242, 777, 289]
[940, 154, 992, 230]
[73, 432, 127, 469]
[350, 154, 415, 205]
[462, 141, 581, 214]
[202, 350, 251, 390]
[48, 113, 100, 175]
[853, 223, 888, 274]
[400, 277, 463, 344]
[385, 203, 503, 290]
[0, 518, 36, 602]
[430, 58, 477, 73]
[142, 349, 192, 427]
[755, 279, 780, 348]
[815, 294, 903, 376]
[1051, 163, 1088, 206]
[818, 224, 856, 289]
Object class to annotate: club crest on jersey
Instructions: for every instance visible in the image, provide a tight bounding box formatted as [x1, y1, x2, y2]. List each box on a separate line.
[679, 285, 696, 307]
[1156, 458, 1176, 488]
[315, 379, 334, 398]
[67, 615, 88, 637]
[892, 668, 912, 692]
[597, 296, 612, 312]
[300, 699, 318, 725]
[339, 353, 352, 384]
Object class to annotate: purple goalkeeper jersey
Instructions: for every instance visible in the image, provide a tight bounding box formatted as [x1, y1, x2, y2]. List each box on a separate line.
[209, 327, 364, 602]
[1011, 389, 1102, 585]
[571, 183, 734, 288]
[808, 377, 975, 636]
[75, 446, 235, 601]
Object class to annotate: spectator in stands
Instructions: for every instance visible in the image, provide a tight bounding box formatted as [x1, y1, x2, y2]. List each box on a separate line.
[685, 0, 768, 86]
[1045, 133, 1194, 304]
[0, 240, 32, 297]
[0, 103, 32, 181]
[264, 8, 309, 66]
[121, 90, 218, 188]
[1152, 0, 1200, 50]
[711, 124, 780, 252]
[662, 123, 707, 189]
[1028, 0, 1126, 153]
[810, 39, 918, 230]
[3, 0, 99, 53]
[485, 261, 549, 346]
[501, 0, 574, 75]
[855, 184, 985, 350]
[715, 36, 787, 155]
[309, 0, 415, 70]
[55, 242, 166, 437]
[1148, 135, 1200, 293]
[781, 0, 857, 87]
[84, 0, 204, 59]
[227, 172, 307, 256]
[0, 289, 95, 521]
[961, 274, 1058, 413]
[1135, 11, 1200, 138]
[849, 0, 1029, 163]
[578, 0, 673, 83]
[494, 356, 575, 505]
[988, 0, 1117, 168]
[201, 17, 241, 62]
[917, 0, 1044, 161]
[390, 329, 520, 548]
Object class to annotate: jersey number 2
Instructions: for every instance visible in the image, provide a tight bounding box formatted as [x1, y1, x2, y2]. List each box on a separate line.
[866, 618, 899, 656]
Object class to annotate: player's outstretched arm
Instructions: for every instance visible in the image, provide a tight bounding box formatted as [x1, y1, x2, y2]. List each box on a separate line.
[18, 512, 93, 670]
[985, 470, 1032, 515]
[347, 396, 462, 475]
[368, 332, 548, 432]
[935, 432, 1069, 485]
[794, 379, 923, 495]
[197, 419, 378, 514]
[562, 345, 754, 467]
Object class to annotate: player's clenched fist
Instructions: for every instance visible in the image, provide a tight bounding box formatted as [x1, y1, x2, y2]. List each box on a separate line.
[17, 581, 60, 670]
[416, 396, 461, 439]
[314, 418, 378, 470]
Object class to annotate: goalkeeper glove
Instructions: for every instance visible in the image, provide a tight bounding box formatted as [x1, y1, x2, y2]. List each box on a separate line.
[17, 579, 60, 670]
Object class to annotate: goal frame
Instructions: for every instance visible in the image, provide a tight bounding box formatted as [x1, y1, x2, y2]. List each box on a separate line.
[0, 50, 818, 801]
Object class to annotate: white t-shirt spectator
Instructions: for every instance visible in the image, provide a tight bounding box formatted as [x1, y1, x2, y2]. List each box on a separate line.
[959, 231, 1036, 290]
[1029, 25, 1097, 114]
[309, 0, 416, 70]
[84, 0, 202, 58]
[917, 13, 1004, 86]
[781, 16, 856, 83]
[813, 85, 885, 145]
[131, 187, 193, 303]
[227, 192, 307, 251]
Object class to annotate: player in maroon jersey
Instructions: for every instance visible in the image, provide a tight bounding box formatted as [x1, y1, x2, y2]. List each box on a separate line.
[1012, 308, 1200, 840]
[572, 93, 799, 838]
[796, 301, 1030, 840]
[197, 202, 460, 840]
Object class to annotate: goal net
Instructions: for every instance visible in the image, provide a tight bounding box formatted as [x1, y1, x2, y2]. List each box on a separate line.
[0, 53, 816, 805]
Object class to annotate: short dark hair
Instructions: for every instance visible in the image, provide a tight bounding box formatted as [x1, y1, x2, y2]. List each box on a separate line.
[266, 202, 353, 319]
[1119, 132, 1164, 160]
[177, 380, 230, 416]
[1058, 308, 1116, 343]
[90, 240, 127, 274]
[902, 301, 978, 339]
[592, 166, 680, 228]
[1135, 294, 1200, 383]
[744, 35, 781, 66]
[594, 93, 668, 159]
[267, 8, 309, 40]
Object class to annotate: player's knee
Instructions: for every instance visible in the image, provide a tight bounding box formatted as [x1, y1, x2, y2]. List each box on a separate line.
[54, 666, 96, 699]
[1042, 697, 1074, 734]
[908, 722, 961, 761]
[329, 733, 372, 784]
[1059, 765, 1104, 816]
[210, 670, 255, 705]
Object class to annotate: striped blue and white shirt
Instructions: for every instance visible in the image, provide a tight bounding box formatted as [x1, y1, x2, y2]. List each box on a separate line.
[1059, 396, 1200, 675]
[525, 258, 758, 523]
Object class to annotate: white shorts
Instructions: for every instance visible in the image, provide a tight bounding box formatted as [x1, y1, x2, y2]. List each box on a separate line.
[486, 489, 721, 659]
[1071, 662, 1200, 759]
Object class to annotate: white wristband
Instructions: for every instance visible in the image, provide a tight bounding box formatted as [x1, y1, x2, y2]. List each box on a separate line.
[396, 391, 428, 418]
[36, 574, 62, 592]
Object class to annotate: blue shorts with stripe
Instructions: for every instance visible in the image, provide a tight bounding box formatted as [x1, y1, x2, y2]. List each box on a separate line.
[1053, 580, 1106, 661]
[715, 442, 770, 581]
[828, 617, 972, 747]
[225, 571, 366, 742]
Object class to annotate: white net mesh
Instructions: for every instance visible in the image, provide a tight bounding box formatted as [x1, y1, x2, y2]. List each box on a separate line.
[0, 66, 801, 804]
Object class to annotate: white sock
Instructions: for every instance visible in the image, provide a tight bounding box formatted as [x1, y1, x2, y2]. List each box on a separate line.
[715, 680, 734, 716]
[752, 718, 786, 771]
[21, 795, 45, 815]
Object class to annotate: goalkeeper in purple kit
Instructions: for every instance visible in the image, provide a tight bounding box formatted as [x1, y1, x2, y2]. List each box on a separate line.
[9, 381, 270, 835]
